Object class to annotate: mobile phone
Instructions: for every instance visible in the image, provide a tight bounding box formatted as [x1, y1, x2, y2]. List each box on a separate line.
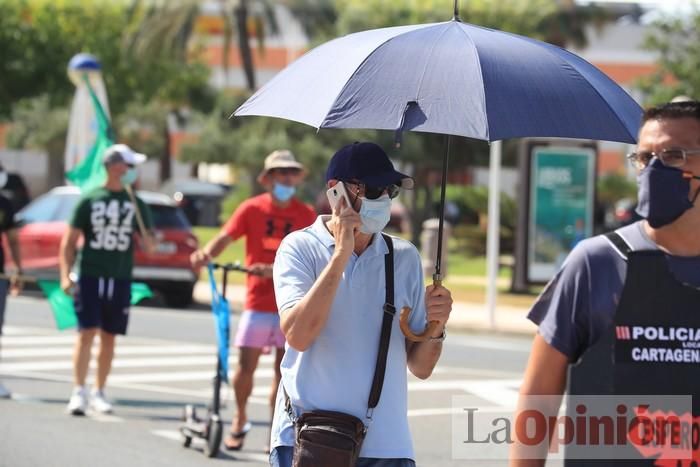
[326, 183, 352, 211]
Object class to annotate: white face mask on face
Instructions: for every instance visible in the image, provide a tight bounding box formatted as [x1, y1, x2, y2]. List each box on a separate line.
[359, 194, 392, 234]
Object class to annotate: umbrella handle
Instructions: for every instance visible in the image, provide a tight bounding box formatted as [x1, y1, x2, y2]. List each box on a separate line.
[399, 278, 442, 342]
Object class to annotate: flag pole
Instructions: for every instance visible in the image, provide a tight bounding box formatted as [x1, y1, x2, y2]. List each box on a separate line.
[124, 184, 150, 243]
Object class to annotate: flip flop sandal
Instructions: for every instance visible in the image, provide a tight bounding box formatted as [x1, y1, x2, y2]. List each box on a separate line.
[224, 421, 252, 451]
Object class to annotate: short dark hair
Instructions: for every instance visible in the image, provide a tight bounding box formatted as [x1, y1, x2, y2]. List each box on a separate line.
[643, 100, 700, 124]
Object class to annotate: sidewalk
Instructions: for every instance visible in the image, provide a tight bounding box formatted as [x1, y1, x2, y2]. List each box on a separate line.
[193, 282, 536, 336]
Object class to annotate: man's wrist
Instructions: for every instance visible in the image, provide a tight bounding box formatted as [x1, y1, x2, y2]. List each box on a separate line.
[429, 326, 446, 342]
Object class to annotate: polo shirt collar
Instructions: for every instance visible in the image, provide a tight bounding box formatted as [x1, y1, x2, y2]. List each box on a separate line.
[310, 215, 389, 258]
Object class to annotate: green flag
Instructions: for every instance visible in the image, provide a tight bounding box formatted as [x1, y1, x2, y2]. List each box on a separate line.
[38, 280, 155, 331]
[38, 280, 78, 330]
[130, 282, 153, 304]
[65, 77, 114, 192]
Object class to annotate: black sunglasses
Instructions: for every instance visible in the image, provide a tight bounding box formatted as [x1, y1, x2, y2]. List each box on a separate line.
[344, 180, 400, 200]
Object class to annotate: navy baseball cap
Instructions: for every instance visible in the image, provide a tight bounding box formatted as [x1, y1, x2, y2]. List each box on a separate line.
[326, 142, 414, 189]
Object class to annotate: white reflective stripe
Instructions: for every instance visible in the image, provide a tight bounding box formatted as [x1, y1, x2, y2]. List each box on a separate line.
[0, 356, 277, 372]
[98, 277, 104, 298]
[131, 267, 196, 282]
[107, 278, 114, 300]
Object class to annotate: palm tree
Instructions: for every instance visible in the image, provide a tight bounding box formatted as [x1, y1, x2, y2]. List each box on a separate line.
[124, 0, 278, 91]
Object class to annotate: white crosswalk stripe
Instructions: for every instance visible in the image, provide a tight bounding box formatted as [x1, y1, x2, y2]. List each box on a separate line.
[0, 325, 522, 414]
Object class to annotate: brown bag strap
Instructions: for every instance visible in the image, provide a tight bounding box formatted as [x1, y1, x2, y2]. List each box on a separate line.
[366, 234, 395, 414]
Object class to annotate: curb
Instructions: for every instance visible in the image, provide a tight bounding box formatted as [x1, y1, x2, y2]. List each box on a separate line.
[192, 281, 536, 337]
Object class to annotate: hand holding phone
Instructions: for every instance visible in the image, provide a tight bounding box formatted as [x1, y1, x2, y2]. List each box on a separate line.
[326, 182, 352, 212]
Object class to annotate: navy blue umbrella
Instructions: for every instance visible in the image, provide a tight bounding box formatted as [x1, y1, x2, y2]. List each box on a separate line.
[234, 2, 643, 339]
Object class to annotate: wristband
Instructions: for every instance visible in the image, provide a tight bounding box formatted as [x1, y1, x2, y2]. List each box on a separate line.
[429, 328, 446, 342]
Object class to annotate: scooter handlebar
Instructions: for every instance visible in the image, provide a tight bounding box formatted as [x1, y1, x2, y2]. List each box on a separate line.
[211, 262, 249, 273]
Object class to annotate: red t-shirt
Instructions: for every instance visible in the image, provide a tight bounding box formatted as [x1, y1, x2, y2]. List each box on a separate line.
[223, 193, 316, 312]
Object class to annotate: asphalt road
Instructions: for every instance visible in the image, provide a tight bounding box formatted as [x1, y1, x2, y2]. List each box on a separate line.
[0, 294, 534, 467]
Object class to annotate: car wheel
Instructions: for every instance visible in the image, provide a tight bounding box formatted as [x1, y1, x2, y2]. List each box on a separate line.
[163, 283, 195, 308]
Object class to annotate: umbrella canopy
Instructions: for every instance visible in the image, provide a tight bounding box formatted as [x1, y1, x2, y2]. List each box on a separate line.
[235, 19, 642, 144]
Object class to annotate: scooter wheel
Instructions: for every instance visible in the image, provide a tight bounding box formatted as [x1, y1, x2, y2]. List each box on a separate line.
[182, 436, 192, 448]
[204, 418, 222, 458]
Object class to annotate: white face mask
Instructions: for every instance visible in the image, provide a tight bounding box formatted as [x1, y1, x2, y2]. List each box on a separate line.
[0, 171, 8, 189]
[359, 194, 392, 234]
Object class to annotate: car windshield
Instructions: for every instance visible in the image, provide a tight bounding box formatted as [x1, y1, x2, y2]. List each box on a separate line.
[150, 205, 190, 230]
[17, 192, 79, 223]
[18, 191, 191, 230]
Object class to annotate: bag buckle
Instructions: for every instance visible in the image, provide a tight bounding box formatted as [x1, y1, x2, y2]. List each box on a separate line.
[285, 394, 297, 423]
[383, 303, 396, 316]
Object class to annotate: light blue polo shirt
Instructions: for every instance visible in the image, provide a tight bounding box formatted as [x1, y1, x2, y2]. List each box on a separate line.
[271, 215, 427, 459]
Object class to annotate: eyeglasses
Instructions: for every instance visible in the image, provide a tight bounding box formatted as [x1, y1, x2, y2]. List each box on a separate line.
[344, 180, 401, 200]
[626, 148, 700, 169]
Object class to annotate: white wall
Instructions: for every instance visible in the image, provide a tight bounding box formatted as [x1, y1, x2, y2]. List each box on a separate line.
[472, 167, 518, 198]
[0, 150, 50, 197]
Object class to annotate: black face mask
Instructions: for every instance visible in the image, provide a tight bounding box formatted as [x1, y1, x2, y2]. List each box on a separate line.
[635, 158, 700, 228]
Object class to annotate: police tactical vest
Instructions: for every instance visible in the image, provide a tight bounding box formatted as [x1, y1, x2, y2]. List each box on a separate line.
[566, 232, 700, 466]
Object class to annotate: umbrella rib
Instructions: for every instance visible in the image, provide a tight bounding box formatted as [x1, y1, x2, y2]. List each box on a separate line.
[455, 24, 489, 141]
[319, 23, 448, 129]
[412, 24, 453, 102]
[489, 30, 637, 142]
[542, 45, 637, 142]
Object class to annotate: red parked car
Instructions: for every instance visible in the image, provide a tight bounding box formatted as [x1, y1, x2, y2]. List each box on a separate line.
[9, 186, 200, 308]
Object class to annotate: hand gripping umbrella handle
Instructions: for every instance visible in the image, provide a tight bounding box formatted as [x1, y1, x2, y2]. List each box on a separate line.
[399, 278, 442, 342]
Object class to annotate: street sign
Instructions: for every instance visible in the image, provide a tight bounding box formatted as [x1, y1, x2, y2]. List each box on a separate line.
[527, 145, 596, 282]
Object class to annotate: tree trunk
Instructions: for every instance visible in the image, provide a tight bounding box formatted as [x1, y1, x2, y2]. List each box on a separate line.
[160, 115, 172, 184]
[235, 0, 256, 91]
[48, 140, 66, 189]
[249, 170, 264, 196]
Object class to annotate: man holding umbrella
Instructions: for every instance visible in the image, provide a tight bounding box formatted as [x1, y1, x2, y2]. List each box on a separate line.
[61, 143, 154, 415]
[512, 100, 700, 465]
[270, 142, 453, 466]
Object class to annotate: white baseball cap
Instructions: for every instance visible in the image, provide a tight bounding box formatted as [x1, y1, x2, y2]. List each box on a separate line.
[103, 144, 147, 166]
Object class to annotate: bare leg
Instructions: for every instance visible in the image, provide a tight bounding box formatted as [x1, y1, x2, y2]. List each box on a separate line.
[95, 330, 116, 390]
[73, 328, 97, 386]
[225, 346, 263, 449]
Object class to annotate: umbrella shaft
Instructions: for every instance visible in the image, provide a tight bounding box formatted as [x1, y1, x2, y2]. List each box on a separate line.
[435, 135, 451, 278]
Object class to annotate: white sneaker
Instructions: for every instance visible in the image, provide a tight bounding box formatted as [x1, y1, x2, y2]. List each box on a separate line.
[0, 381, 11, 399]
[66, 386, 88, 415]
[90, 389, 113, 414]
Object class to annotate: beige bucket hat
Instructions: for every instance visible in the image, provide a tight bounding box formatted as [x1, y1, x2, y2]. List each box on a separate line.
[257, 149, 305, 183]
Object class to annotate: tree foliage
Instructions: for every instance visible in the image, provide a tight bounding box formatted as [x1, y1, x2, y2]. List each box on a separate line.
[0, 0, 213, 119]
[5, 95, 69, 187]
[333, 0, 611, 46]
[125, 0, 279, 91]
[637, 7, 700, 104]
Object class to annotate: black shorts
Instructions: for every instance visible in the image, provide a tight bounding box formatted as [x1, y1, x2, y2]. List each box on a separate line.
[74, 276, 131, 335]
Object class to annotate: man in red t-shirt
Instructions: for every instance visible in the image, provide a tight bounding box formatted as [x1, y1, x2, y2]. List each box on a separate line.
[191, 149, 316, 451]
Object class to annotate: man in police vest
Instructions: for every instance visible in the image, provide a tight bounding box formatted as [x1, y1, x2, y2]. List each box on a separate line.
[511, 100, 700, 466]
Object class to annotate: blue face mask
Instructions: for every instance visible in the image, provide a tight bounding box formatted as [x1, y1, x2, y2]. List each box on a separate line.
[359, 194, 392, 234]
[635, 158, 700, 228]
[272, 183, 296, 202]
[120, 167, 138, 186]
